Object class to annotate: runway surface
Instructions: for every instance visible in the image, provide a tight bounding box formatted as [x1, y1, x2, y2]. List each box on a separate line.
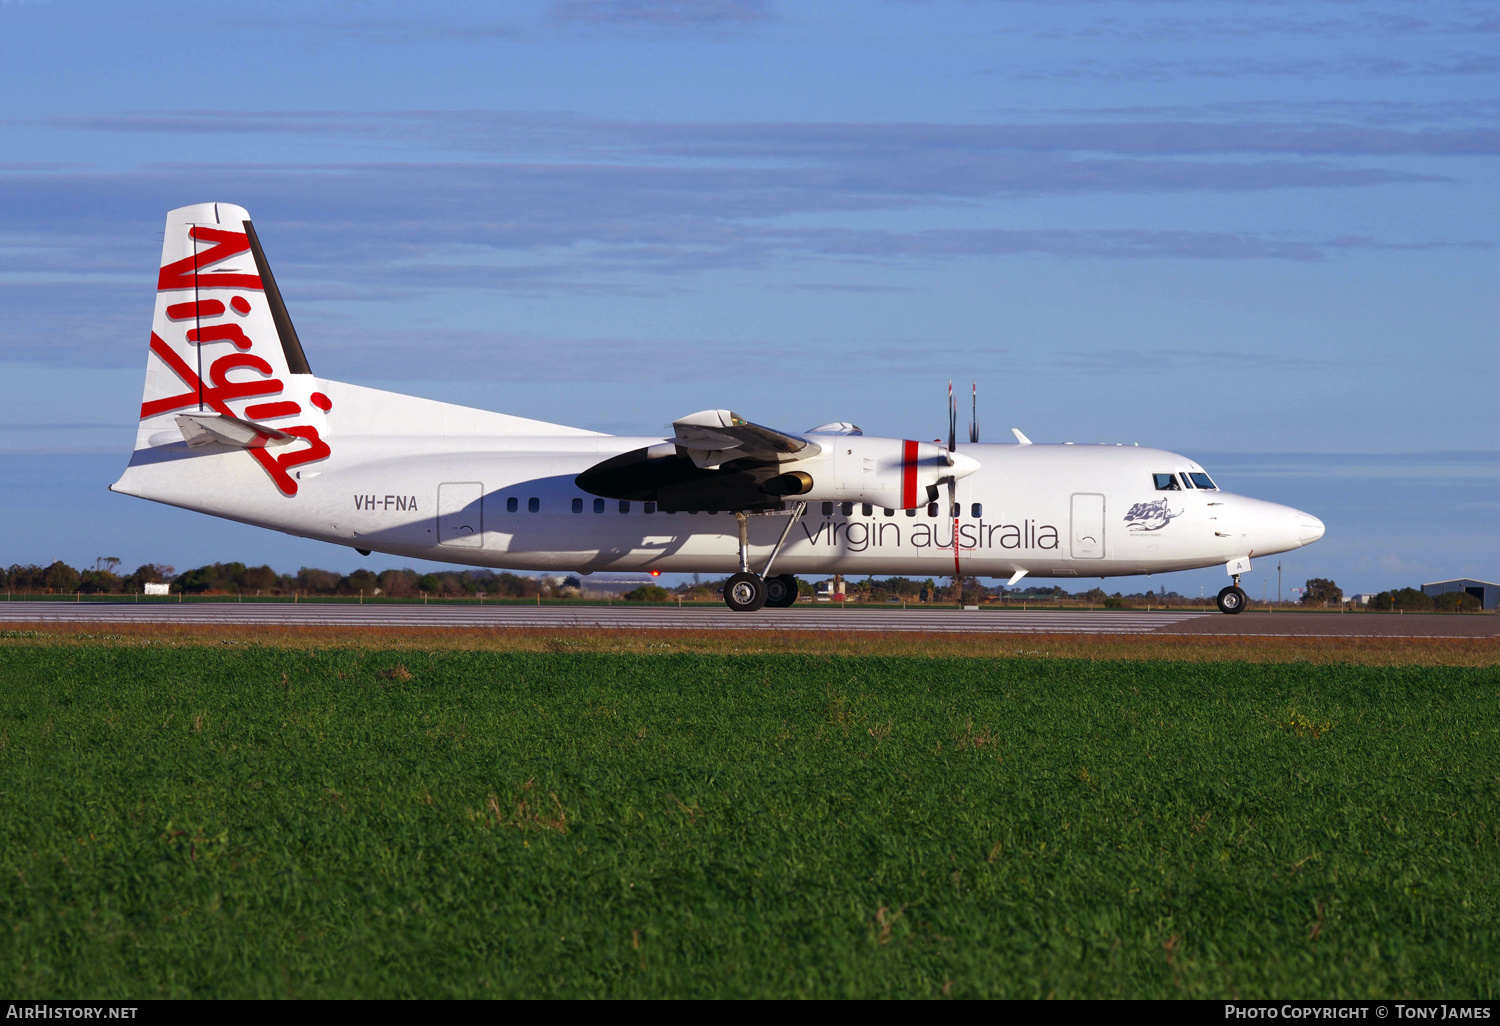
[1, 601, 1202, 634]
[1, 602, 1494, 637]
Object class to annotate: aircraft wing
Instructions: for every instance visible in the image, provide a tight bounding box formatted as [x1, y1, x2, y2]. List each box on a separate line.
[671, 409, 821, 469]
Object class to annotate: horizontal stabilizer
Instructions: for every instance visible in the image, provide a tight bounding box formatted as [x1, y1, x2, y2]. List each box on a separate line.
[175, 412, 295, 449]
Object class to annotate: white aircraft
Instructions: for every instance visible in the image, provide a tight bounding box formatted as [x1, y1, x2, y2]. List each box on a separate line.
[111, 203, 1325, 614]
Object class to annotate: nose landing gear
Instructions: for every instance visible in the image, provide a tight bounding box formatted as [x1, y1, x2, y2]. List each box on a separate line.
[1217, 574, 1248, 614]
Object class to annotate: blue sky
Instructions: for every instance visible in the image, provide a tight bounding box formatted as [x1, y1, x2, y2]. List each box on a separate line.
[1, 0, 1496, 596]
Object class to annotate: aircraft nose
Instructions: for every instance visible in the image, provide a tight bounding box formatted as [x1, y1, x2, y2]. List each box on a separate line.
[1295, 512, 1325, 546]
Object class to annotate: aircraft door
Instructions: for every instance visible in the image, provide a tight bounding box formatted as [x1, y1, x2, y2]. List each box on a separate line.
[437, 482, 484, 547]
[1070, 493, 1106, 559]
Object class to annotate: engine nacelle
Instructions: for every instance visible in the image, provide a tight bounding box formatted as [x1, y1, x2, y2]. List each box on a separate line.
[577, 431, 980, 513]
[778, 435, 978, 510]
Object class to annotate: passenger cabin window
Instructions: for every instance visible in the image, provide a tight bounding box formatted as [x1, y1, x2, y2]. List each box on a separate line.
[506, 497, 518, 513]
[971, 502, 983, 518]
[644, 501, 656, 514]
[927, 502, 938, 517]
[528, 497, 540, 513]
[1153, 473, 1181, 491]
[884, 508, 895, 517]
[1189, 472, 1218, 490]
[618, 500, 630, 514]
[821, 502, 834, 516]
[571, 498, 583, 513]
[593, 498, 605, 514]
[906, 508, 917, 518]
[861, 503, 872, 516]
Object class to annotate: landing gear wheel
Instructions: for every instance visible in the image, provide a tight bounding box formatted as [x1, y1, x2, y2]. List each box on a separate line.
[1217, 585, 1248, 614]
[724, 572, 768, 612]
[764, 573, 799, 608]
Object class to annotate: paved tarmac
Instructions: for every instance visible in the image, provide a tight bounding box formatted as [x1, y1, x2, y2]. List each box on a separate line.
[1166, 610, 1498, 638]
[0, 601, 1494, 637]
[0, 601, 1202, 634]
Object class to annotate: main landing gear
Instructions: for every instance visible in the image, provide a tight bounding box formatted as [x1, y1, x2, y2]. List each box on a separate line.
[1217, 574, 1248, 614]
[725, 572, 767, 612]
[764, 573, 799, 608]
[724, 571, 799, 612]
[723, 504, 806, 612]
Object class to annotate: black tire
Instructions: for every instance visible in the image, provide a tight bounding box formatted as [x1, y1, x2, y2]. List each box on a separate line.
[764, 573, 799, 608]
[724, 572, 768, 612]
[1217, 585, 1247, 614]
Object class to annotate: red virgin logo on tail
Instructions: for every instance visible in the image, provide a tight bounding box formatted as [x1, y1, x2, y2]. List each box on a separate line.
[145, 226, 330, 496]
[156, 227, 263, 291]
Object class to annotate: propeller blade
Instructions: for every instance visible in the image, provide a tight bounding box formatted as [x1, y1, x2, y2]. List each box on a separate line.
[969, 381, 978, 444]
[947, 381, 957, 452]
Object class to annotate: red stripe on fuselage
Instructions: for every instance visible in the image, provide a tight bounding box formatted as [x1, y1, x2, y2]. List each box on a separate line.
[902, 439, 918, 509]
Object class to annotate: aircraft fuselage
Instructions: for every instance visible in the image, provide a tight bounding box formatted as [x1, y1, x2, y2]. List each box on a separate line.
[115, 381, 1323, 581]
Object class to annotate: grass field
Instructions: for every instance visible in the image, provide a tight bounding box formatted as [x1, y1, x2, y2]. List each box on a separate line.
[2, 641, 1498, 998]
[5, 620, 1498, 666]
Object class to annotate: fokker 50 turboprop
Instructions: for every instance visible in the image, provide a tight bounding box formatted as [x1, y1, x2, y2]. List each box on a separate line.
[111, 204, 1325, 613]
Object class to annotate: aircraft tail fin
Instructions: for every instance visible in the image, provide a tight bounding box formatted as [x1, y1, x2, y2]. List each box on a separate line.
[114, 202, 609, 512]
[130, 202, 332, 495]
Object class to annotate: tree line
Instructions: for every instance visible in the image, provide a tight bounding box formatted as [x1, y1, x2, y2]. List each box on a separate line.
[1367, 587, 1481, 612]
[2, 560, 549, 598]
[7, 561, 1472, 610]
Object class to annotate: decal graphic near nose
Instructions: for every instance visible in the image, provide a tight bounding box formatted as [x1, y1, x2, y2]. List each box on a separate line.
[1123, 498, 1182, 532]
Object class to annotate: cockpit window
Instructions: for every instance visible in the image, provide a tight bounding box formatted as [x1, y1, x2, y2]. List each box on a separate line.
[1189, 472, 1217, 490]
[1153, 473, 1180, 491]
[1179, 473, 1195, 489]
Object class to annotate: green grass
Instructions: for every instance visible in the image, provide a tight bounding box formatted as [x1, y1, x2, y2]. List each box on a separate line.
[1, 645, 1497, 998]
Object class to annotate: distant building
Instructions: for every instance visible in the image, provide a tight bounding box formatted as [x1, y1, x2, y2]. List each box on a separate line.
[1421, 579, 1499, 610]
[1348, 593, 1374, 606]
[576, 574, 658, 598]
[814, 578, 845, 602]
[143, 582, 170, 596]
